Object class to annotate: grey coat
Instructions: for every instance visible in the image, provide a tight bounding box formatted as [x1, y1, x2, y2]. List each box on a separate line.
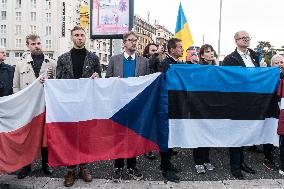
[56, 50, 101, 79]
[105, 53, 150, 78]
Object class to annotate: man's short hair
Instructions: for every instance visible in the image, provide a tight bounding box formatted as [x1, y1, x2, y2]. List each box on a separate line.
[71, 26, 86, 35]
[26, 34, 40, 45]
[234, 30, 247, 40]
[167, 38, 182, 52]
[123, 31, 138, 42]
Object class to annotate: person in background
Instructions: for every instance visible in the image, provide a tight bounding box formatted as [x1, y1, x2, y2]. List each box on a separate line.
[148, 44, 166, 73]
[185, 46, 200, 64]
[0, 46, 14, 97]
[193, 44, 216, 174]
[142, 43, 158, 160]
[13, 34, 55, 179]
[272, 55, 284, 174]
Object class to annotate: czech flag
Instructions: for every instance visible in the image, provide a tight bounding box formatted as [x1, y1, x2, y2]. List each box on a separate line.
[167, 65, 280, 148]
[44, 73, 168, 166]
[175, 2, 194, 61]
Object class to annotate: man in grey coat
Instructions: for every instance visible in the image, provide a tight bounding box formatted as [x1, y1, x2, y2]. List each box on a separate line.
[106, 31, 149, 182]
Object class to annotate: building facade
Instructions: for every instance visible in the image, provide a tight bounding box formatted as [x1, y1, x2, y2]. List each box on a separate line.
[154, 20, 174, 49]
[0, 0, 172, 67]
[133, 15, 156, 56]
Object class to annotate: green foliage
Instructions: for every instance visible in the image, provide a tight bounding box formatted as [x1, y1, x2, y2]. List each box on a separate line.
[257, 41, 275, 66]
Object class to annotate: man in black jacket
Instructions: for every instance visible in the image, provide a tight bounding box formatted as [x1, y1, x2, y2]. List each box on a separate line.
[158, 38, 184, 183]
[0, 47, 14, 97]
[57, 26, 101, 187]
[223, 30, 258, 179]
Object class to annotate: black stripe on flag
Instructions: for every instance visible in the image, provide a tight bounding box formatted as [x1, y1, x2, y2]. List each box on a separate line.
[169, 90, 279, 120]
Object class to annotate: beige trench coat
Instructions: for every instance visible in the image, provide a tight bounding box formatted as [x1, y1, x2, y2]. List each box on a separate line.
[13, 53, 56, 93]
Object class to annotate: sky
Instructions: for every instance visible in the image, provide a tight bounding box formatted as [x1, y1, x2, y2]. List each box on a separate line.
[135, 0, 284, 55]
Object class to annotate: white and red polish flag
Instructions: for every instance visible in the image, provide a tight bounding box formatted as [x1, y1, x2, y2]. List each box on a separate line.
[0, 79, 45, 174]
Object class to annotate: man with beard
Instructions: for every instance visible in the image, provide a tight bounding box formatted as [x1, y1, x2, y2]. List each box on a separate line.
[106, 31, 149, 182]
[13, 34, 55, 179]
[56, 26, 101, 187]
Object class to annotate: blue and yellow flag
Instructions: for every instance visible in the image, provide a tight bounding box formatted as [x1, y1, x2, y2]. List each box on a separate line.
[175, 3, 194, 61]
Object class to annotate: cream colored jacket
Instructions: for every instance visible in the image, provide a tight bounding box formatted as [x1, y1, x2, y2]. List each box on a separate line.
[13, 53, 56, 93]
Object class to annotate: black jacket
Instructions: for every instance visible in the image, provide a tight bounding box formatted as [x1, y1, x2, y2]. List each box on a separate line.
[222, 48, 259, 67]
[0, 63, 15, 97]
[159, 54, 181, 73]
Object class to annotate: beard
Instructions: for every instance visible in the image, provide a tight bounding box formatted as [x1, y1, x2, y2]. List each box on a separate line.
[74, 41, 85, 49]
[31, 49, 43, 55]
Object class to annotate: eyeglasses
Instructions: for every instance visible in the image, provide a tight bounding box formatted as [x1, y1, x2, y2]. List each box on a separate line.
[126, 38, 138, 43]
[236, 36, 251, 41]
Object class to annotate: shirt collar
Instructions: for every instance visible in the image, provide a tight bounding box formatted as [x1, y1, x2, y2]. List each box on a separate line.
[237, 48, 250, 56]
[24, 52, 49, 63]
[124, 52, 136, 60]
[166, 53, 180, 62]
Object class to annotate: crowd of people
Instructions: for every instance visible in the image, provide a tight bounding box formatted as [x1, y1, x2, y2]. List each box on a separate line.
[1, 26, 284, 187]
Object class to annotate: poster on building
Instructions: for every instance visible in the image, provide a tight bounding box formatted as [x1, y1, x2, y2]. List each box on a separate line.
[90, 0, 134, 39]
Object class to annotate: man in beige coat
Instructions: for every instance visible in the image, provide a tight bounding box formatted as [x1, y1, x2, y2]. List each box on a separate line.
[13, 34, 55, 179]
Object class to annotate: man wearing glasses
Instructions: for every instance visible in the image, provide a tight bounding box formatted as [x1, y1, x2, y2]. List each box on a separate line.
[222, 30, 259, 67]
[106, 31, 149, 182]
[222, 30, 259, 179]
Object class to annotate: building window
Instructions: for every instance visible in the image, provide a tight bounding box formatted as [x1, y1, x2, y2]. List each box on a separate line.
[31, 12, 36, 21]
[45, 26, 51, 35]
[103, 54, 107, 62]
[1, 0, 7, 8]
[15, 52, 23, 57]
[6, 52, 9, 57]
[16, 0, 21, 8]
[0, 38, 6, 47]
[1, 11, 6, 20]
[45, 40, 51, 49]
[46, 13, 51, 23]
[103, 42, 106, 51]
[30, 25, 36, 33]
[45, 0, 51, 9]
[15, 25, 21, 35]
[31, 0, 36, 8]
[0, 24, 6, 34]
[16, 38, 22, 48]
[16, 12, 21, 21]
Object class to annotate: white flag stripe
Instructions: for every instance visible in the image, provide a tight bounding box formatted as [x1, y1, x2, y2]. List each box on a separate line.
[45, 73, 160, 123]
[0, 79, 45, 133]
[169, 118, 279, 148]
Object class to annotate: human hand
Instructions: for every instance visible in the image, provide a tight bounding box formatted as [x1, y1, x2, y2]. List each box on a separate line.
[47, 67, 53, 78]
[90, 72, 99, 79]
[39, 75, 45, 84]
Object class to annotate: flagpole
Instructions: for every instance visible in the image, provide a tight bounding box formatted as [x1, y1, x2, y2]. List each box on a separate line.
[217, 0, 222, 63]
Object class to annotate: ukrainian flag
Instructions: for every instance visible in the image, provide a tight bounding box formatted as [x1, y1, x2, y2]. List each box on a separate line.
[175, 3, 194, 61]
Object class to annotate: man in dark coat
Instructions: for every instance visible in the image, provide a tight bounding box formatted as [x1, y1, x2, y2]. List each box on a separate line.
[158, 38, 184, 183]
[56, 26, 101, 187]
[0, 47, 14, 97]
[223, 30, 258, 180]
